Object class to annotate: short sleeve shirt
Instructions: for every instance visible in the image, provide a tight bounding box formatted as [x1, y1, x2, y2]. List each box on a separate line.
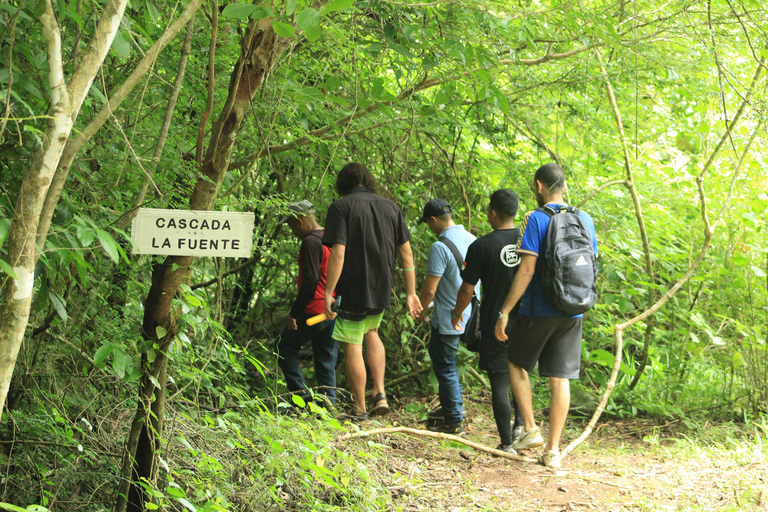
[517, 203, 598, 317]
[425, 225, 476, 335]
[323, 187, 410, 310]
[462, 228, 521, 334]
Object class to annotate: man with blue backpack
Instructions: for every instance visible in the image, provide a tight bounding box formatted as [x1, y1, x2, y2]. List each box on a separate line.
[495, 163, 598, 468]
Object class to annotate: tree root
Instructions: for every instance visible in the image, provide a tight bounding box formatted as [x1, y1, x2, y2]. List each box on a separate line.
[338, 426, 537, 463]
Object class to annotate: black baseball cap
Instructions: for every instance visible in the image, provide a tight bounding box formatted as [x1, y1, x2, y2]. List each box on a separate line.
[278, 200, 315, 224]
[418, 198, 452, 224]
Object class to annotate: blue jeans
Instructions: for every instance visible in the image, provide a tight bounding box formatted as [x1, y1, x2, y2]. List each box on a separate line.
[274, 316, 338, 403]
[429, 327, 463, 423]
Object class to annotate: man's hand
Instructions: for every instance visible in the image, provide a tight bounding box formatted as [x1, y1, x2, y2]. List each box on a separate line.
[286, 316, 298, 330]
[495, 317, 509, 341]
[324, 294, 338, 321]
[451, 313, 464, 332]
[406, 294, 423, 320]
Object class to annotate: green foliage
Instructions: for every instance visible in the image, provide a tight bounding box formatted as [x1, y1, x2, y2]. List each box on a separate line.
[2, 0, 768, 507]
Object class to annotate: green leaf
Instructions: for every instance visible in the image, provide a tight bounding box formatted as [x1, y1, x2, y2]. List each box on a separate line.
[271, 21, 295, 38]
[96, 229, 120, 263]
[292, 394, 306, 407]
[327, 94, 349, 107]
[0, 218, 12, 247]
[49, 291, 68, 321]
[184, 293, 203, 307]
[296, 8, 320, 30]
[0, 504, 27, 512]
[156, 325, 168, 339]
[145, 1, 159, 23]
[112, 349, 133, 379]
[111, 30, 131, 58]
[175, 498, 197, 512]
[322, 0, 354, 14]
[93, 343, 114, 369]
[221, 3, 258, 19]
[760, 48, 768, 59]
[295, 86, 324, 103]
[0, 258, 17, 279]
[303, 24, 323, 42]
[285, 0, 297, 16]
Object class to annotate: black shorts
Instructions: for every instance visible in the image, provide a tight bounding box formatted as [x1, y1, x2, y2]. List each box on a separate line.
[479, 331, 509, 373]
[507, 315, 582, 379]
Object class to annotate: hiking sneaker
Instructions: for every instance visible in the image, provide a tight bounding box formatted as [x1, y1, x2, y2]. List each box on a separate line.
[428, 421, 465, 435]
[511, 426, 545, 450]
[539, 449, 561, 468]
[495, 443, 518, 455]
[512, 425, 524, 443]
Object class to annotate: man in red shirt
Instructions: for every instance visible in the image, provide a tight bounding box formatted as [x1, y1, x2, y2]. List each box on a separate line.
[275, 200, 338, 405]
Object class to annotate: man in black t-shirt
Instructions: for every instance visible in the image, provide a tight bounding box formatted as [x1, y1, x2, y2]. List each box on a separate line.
[451, 189, 524, 453]
[323, 163, 422, 420]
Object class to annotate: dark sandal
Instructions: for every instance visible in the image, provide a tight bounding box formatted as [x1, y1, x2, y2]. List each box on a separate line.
[338, 410, 369, 423]
[369, 392, 389, 416]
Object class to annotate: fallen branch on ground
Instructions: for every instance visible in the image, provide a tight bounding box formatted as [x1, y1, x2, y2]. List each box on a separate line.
[338, 426, 537, 463]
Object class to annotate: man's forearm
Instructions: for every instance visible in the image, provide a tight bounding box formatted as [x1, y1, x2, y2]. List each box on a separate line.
[398, 242, 417, 296]
[325, 244, 345, 298]
[500, 267, 534, 315]
[453, 283, 475, 315]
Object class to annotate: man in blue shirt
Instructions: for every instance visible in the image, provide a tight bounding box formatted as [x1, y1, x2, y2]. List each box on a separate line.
[418, 199, 476, 434]
[495, 163, 598, 467]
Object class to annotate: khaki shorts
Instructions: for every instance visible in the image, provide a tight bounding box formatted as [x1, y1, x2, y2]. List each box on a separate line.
[332, 311, 384, 344]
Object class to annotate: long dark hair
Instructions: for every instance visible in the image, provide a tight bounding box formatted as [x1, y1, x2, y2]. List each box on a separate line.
[336, 162, 378, 196]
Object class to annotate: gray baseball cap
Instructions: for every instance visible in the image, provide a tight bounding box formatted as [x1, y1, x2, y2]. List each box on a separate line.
[278, 200, 315, 224]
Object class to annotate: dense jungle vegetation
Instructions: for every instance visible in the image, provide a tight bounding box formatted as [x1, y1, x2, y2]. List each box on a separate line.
[0, 0, 766, 510]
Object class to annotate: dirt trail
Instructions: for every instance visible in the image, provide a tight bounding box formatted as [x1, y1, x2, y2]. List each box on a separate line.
[362, 409, 768, 511]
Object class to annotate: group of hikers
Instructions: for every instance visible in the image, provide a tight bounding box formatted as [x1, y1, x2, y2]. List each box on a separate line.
[273, 161, 598, 468]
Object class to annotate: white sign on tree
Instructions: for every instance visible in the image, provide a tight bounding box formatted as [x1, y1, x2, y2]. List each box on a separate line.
[131, 208, 255, 258]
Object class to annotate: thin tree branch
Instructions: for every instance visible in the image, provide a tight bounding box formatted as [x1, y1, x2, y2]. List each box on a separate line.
[576, 180, 628, 208]
[116, 15, 196, 231]
[195, 0, 218, 166]
[338, 427, 537, 463]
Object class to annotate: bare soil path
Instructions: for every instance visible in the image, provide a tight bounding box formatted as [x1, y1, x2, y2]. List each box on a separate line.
[354, 401, 768, 511]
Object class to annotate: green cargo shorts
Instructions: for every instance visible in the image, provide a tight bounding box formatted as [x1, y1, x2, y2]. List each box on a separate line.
[332, 311, 384, 344]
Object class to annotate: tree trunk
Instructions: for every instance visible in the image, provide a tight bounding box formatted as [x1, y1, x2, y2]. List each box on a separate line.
[35, 0, 206, 248]
[0, 0, 128, 420]
[118, 17, 295, 512]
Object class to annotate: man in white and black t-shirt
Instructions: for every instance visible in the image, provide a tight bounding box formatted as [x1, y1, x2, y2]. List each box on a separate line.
[450, 189, 524, 453]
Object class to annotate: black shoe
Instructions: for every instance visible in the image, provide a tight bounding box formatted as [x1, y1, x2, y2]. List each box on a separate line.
[428, 421, 465, 434]
[338, 411, 369, 423]
[427, 406, 468, 420]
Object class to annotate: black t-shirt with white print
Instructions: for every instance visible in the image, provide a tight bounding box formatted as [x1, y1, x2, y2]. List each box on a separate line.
[462, 228, 521, 372]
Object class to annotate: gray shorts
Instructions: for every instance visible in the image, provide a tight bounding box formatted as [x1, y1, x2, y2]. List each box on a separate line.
[507, 315, 583, 379]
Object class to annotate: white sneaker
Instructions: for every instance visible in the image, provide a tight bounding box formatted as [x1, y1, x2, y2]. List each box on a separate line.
[539, 449, 561, 468]
[512, 425, 524, 443]
[511, 426, 545, 450]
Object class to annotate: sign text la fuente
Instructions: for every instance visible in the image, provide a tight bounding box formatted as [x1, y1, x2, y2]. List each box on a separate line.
[131, 208, 255, 258]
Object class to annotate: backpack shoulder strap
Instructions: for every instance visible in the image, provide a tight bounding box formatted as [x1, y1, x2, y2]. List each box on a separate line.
[566, 205, 580, 216]
[536, 206, 557, 218]
[438, 236, 464, 271]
